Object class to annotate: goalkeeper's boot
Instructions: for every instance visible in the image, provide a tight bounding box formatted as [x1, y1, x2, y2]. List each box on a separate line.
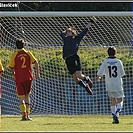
[112, 114, 119, 124]
[85, 85, 93, 95]
[27, 116, 32, 121]
[86, 76, 93, 88]
[89, 16, 97, 24]
[20, 115, 27, 121]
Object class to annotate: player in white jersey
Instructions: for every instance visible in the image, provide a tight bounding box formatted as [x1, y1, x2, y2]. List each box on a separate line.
[96, 46, 125, 124]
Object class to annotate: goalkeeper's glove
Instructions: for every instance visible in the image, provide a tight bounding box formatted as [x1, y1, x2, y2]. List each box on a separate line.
[89, 16, 97, 24]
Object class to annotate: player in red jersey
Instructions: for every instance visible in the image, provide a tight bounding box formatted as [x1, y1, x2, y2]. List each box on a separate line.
[9, 38, 40, 121]
[0, 59, 4, 98]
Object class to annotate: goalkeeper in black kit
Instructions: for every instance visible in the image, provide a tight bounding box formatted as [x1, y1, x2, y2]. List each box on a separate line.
[60, 16, 97, 95]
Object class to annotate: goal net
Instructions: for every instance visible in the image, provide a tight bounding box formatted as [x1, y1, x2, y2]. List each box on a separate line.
[1, 12, 133, 115]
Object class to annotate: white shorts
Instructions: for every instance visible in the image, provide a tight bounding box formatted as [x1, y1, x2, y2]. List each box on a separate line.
[107, 91, 125, 98]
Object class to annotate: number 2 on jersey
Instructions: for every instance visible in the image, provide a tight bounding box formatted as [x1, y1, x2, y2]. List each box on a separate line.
[20, 56, 26, 68]
[108, 65, 117, 78]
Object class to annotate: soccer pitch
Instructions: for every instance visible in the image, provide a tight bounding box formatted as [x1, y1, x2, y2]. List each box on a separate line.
[0, 115, 133, 131]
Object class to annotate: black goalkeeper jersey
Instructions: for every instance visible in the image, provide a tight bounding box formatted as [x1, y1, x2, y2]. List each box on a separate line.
[60, 28, 88, 59]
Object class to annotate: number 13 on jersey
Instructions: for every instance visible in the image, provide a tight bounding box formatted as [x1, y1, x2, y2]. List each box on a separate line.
[108, 65, 118, 78]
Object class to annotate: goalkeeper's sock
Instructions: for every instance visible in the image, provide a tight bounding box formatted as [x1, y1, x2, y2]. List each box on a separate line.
[19, 103, 26, 117]
[78, 80, 93, 95]
[78, 80, 87, 88]
[83, 76, 93, 88]
[83, 76, 88, 82]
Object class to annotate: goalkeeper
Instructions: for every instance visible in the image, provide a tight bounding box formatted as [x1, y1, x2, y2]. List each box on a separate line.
[96, 46, 125, 124]
[60, 17, 97, 95]
[8, 38, 40, 121]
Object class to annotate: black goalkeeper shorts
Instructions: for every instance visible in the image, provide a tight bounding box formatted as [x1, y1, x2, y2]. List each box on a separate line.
[65, 54, 82, 75]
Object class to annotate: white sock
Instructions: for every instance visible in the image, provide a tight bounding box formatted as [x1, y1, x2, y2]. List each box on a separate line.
[116, 101, 123, 117]
[111, 106, 116, 115]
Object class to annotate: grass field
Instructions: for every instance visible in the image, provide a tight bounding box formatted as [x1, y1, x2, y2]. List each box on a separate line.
[1, 115, 133, 132]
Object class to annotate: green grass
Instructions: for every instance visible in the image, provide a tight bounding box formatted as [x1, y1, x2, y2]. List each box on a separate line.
[1, 115, 133, 131]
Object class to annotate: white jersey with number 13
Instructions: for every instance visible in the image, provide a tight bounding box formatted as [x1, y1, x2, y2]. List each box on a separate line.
[97, 57, 125, 92]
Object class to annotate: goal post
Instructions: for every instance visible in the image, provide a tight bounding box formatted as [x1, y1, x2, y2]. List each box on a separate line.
[1, 11, 133, 17]
[1, 11, 133, 115]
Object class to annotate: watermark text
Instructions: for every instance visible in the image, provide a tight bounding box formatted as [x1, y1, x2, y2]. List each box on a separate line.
[0, 3, 18, 8]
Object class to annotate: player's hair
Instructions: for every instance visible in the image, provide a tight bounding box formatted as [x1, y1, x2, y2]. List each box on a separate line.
[16, 38, 25, 49]
[108, 46, 117, 56]
[66, 27, 77, 36]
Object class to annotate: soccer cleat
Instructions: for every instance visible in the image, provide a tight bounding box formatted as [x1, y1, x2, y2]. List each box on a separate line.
[112, 119, 119, 124]
[85, 85, 93, 95]
[27, 116, 32, 121]
[20, 115, 27, 121]
[89, 16, 97, 24]
[112, 114, 119, 124]
[86, 76, 93, 88]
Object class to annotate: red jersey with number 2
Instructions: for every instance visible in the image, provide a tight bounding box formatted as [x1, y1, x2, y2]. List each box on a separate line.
[9, 48, 36, 83]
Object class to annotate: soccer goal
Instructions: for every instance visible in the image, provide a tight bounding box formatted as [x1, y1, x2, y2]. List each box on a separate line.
[1, 11, 133, 115]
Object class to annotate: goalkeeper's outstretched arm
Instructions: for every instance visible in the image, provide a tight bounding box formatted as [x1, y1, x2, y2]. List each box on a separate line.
[86, 16, 97, 29]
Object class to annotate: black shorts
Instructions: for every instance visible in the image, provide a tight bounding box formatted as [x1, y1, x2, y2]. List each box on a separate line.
[65, 54, 82, 75]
